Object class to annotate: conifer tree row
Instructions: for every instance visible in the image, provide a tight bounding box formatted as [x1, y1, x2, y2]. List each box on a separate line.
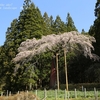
[2, 0, 49, 91]
[89, 0, 100, 56]
[0, 0, 79, 91]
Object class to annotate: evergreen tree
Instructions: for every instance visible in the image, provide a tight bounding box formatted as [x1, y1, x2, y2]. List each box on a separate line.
[0, 46, 7, 89]
[3, 19, 19, 91]
[49, 15, 55, 33]
[81, 29, 85, 34]
[43, 12, 52, 34]
[89, 0, 100, 56]
[88, 1, 100, 83]
[89, 25, 95, 36]
[23, 0, 32, 9]
[53, 15, 66, 34]
[50, 15, 54, 27]
[81, 29, 88, 35]
[17, 2, 46, 40]
[2, 0, 48, 91]
[66, 13, 78, 32]
[5, 19, 19, 56]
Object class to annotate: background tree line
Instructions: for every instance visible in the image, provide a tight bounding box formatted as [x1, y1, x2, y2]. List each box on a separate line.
[0, 0, 100, 92]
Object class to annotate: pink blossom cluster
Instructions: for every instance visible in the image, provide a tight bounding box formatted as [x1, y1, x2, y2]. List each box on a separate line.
[13, 31, 99, 63]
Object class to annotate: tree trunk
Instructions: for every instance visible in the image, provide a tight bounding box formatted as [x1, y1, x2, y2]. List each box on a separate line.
[64, 48, 68, 91]
[56, 53, 59, 90]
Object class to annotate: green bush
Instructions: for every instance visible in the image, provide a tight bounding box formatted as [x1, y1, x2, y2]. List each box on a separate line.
[60, 83, 100, 90]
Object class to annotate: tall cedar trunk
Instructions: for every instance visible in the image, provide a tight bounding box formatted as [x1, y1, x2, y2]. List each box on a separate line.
[50, 57, 57, 88]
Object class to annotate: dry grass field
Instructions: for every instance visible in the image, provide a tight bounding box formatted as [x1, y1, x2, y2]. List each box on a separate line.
[0, 92, 38, 100]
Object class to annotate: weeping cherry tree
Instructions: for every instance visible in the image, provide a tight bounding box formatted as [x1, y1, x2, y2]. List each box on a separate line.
[13, 31, 99, 90]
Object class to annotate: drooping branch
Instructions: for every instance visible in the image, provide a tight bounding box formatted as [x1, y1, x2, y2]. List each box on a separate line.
[13, 31, 99, 63]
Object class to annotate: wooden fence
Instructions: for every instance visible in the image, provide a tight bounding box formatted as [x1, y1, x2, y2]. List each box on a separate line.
[0, 87, 100, 100]
[34, 87, 100, 100]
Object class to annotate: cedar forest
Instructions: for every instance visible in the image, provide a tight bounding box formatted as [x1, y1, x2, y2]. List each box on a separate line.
[0, 0, 100, 92]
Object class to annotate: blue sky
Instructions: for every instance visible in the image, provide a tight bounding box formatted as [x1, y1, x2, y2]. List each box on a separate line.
[0, 0, 96, 46]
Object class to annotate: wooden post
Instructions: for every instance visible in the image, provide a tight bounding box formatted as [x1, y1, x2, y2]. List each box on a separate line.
[64, 89, 67, 100]
[9, 91, 11, 96]
[56, 53, 59, 91]
[82, 86, 84, 92]
[84, 88, 86, 98]
[35, 90, 37, 96]
[64, 48, 68, 92]
[55, 89, 57, 100]
[44, 88, 47, 100]
[94, 87, 98, 100]
[7, 90, 8, 97]
[74, 88, 77, 98]
[26, 91, 28, 99]
[18, 91, 19, 94]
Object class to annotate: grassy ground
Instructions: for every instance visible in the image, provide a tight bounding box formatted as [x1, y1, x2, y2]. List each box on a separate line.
[0, 92, 100, 100]
[0, 92, 38, 100]
[0, 89, 100, 100]
[33, 89, 100, 100]
[45, 98, 100, 100]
